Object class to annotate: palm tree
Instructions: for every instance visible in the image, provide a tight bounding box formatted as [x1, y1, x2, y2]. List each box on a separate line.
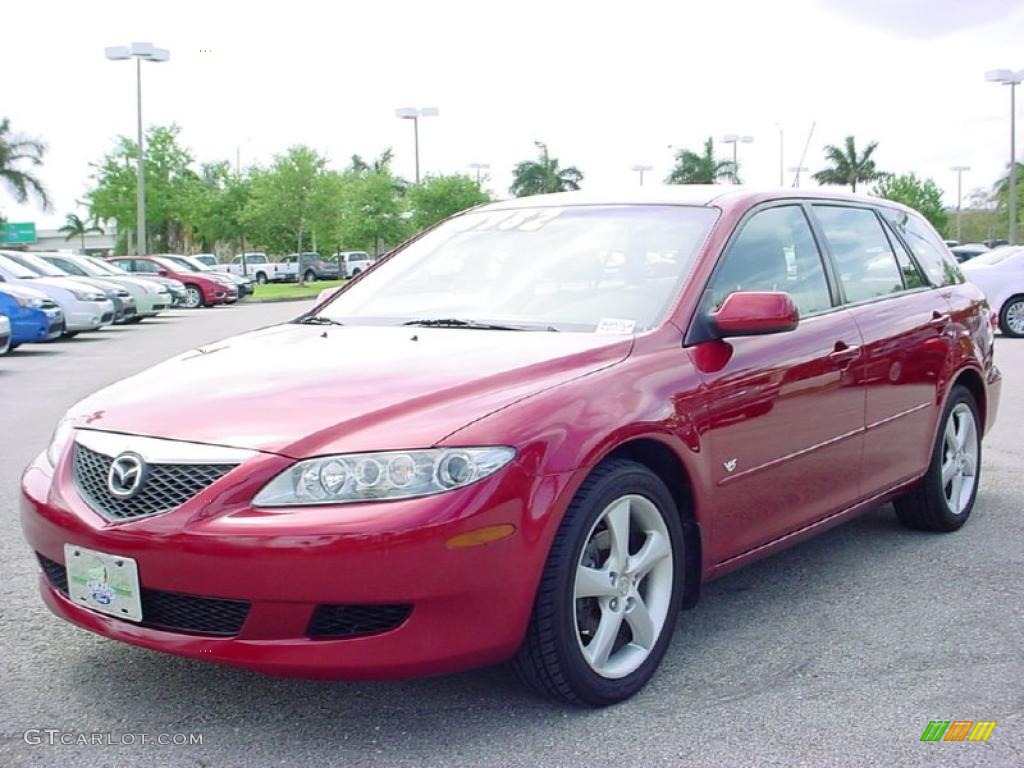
[58, 213, 104, 252]
[510, 142, 583, 197]
[811, 136, 885, 193]
[665, 138, 734, 184]
[0, 117, 51, 211]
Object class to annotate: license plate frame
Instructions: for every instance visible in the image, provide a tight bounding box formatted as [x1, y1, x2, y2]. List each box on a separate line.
[64, 544, 143, 622]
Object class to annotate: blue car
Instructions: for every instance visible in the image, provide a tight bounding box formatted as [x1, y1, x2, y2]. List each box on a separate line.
[0, 282, 65, 349]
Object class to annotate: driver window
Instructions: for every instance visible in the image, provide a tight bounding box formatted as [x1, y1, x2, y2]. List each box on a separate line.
[710, 205, 833, 316]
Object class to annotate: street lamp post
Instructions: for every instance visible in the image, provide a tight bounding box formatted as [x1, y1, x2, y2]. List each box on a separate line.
[951, 165, 971, 242]
[468, 162, 490, 186]
[788, 166, 809, 188]
[722, 134, 753, 184]
[395, 107, 439, 184]
[631, 164, 653, 186]
[105, 42, 169, 256]
[986, 69, 1024, 244]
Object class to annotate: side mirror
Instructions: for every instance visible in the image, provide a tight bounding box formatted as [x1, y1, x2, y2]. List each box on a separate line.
[157, 269, 169, 277]
[711, 291, 799, 337]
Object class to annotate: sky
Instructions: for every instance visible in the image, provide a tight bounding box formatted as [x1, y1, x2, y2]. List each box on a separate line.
[2, 0, 1023, 229]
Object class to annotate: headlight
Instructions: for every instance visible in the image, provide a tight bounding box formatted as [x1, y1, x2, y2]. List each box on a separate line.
[253, 447, 516, 506]
[70, 289, 107, 301]
[46, 418, 75, 466]
[15, 295, 45, 308]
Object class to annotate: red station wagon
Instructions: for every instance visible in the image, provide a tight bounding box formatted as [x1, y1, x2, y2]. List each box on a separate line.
[22, 187, 1000, 706]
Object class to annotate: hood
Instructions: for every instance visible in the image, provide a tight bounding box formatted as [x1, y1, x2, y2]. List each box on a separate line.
[0, 282, 49, 301]
[69, 323, 632, 458]
[22, 276, 108, 298]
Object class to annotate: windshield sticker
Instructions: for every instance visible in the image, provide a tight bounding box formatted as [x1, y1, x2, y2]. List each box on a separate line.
[595, 318, 636, 335]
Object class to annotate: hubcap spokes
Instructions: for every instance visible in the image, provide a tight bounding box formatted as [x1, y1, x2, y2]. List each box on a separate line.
[941, 403, 978, 515]
[573, 494, 674, 679]
[1007, 301, 1024, 334]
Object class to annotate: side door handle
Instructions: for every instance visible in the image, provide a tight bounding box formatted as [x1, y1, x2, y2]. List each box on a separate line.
[828, 341, 861, 368]
[930, 310, 951, 329]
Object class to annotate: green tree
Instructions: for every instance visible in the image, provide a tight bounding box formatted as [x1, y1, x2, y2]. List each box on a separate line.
[183, 161, 251, 253]
[58, 213, 103, 252]
[407, 174, 489, 230]
[991, 161, 1024, 240]
[510, 142, 583, 197]
[665, 137, 734, 184]
[0, 117, 51, 214]
[241, 146, 327, 275]
[335, 153, 411, 256]
[85, 124, 198, 253]
[873, 173, 948, 232]
[812, 136, 885, 193]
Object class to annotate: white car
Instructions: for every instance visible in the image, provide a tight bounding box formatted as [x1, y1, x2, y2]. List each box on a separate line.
[335, 250, 375, 278]
[0, 251, 114, 335]
[961, 246, 1024, 337]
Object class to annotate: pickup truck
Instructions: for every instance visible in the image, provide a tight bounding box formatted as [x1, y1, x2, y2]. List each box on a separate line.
[223, 252, 296, 284]
[282, 252, 340, 282]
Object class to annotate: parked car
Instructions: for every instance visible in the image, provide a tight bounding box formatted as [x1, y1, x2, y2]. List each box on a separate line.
[22, 188, 1000, 707]
[984, 239, 1010, 249]
[961, 245, 1024, 337]
[950, 243, 990, 263]
[224, 252, 296, 284]
[334, 250, 375, 278]
[36, 253, 172, 319]
[108, 256, 236, 308]
[0, 251, 113, 335]
[0, 315, 9, 355]
[159, 254, 254, 299]
[4, 251, 138, 324]
[283, 252, 339, 282]
[0, 283, 65, 347]
[85, 256, 187, 307]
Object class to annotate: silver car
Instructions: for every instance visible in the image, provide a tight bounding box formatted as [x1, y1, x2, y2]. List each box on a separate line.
[37, 253, 172, 319]
[5, 251, 137, 324]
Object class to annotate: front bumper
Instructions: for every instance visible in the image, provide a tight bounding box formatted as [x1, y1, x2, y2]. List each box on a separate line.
[64, 300, 115, 331]
[21, 445, 570, 680]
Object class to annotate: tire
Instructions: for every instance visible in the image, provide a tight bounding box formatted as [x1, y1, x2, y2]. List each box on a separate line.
[62, 331, 79, 339]
[998, 295, 1024, 338]
[255, 272, 268, 285]
[303, 269, 316, 283]
[183, 284, 204, 309]
[894, 385, 981, 532]
[352, 268, 362, 277]
[0, 334, 9, 356]
[512, 459, 685, 706]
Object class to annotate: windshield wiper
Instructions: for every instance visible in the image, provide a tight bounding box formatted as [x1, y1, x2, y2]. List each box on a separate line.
[402, 318, 558, 331]
[298, 316, 344, 326]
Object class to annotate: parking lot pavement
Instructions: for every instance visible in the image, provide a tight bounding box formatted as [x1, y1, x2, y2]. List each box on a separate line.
[1, 308, 1021, 768]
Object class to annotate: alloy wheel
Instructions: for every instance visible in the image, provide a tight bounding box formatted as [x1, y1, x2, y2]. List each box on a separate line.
[573, 494, 674, 679]
[184, 287, 202, 309]
[1005, 299, 1024, 336]
[941, 403, 979, 515]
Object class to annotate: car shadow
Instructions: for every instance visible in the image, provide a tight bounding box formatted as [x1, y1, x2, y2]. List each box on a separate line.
[50, 501, 945, 754]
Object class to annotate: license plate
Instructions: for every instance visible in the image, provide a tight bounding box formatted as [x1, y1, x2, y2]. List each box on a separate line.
[64, 544, 143, 622]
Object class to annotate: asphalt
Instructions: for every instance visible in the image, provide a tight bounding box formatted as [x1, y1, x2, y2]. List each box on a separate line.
[1, 303, 1021, 768]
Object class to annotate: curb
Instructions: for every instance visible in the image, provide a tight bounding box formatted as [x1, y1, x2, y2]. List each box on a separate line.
[240, 296, 320, 304]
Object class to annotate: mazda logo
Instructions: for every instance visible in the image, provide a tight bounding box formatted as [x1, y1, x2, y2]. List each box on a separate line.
[107, 453, 147, 498]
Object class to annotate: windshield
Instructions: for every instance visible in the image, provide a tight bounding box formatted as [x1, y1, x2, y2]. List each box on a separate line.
[61, 257, 104, 277]
[0, 253, 42, 279]
[8, 253, 69, 277]
[315, 205, 717, 332]
[968, 247, 1021, 266]
[85, 257, 124, 276]
[162, 255, 206, 272]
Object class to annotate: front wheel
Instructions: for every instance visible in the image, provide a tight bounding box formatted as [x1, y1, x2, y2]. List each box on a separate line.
[999, 295, 1024, 338]
[512, 459, 685, 706]
[894, 385, 981, 532]
[303, 269, 316, 283]
[183, 284, 204, 309]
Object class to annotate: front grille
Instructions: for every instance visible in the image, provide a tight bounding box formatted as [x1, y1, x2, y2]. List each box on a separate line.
[73, 443, 237, 522]
[40, 299, 59, 310]
[308, 604, 412, 639]
[101, 312, 113, 323]
[37, 554, 250, 636]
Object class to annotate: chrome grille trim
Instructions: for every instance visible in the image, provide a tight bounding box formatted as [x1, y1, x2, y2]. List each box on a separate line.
[75, 429, 256, 464]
